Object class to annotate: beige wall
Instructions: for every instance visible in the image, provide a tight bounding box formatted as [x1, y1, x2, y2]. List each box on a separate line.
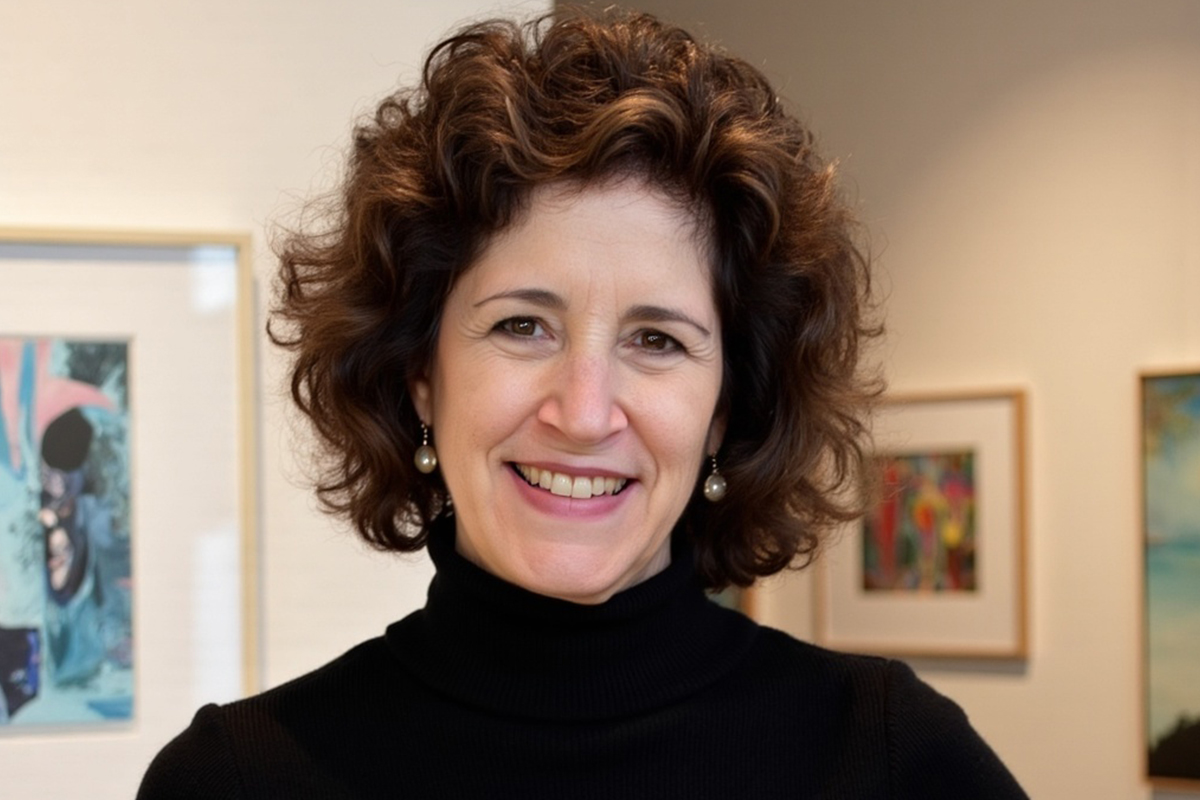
[1, 1, 547, 796]
[621, 1, 1200, 798]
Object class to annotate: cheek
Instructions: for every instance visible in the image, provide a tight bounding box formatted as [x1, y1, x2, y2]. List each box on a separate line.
[635, 382, 718, 471]
[432, 356, 534, 459]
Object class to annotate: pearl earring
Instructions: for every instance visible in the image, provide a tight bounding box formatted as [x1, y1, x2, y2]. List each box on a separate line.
[414, 423, 438, 474]
[702, 454, 726, 502]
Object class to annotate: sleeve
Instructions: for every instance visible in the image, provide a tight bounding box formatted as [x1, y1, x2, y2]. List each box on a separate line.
[884, 660, 1029, 799]
[137, 704, 244, 800]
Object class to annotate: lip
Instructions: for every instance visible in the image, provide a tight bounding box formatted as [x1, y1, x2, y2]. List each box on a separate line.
[511, 461, 633, 480]
[507, 463, 635, 519]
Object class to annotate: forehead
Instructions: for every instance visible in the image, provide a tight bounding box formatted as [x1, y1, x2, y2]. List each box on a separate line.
[456, 179, 715, 300]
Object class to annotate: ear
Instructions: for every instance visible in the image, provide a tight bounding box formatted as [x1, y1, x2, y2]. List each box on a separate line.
[409, 373, 434, 426]
[705, 412, 727, 456]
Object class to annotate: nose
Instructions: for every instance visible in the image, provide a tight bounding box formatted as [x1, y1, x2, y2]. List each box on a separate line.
[536, 351, 628, 444]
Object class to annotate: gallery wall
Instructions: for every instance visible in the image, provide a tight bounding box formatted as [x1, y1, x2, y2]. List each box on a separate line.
[619, 0, 1200, 798]
[0, 1, 548, 797]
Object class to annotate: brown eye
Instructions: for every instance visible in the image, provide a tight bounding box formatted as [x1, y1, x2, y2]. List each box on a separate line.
[634, 330, 682, 352]
[498, 317, 542, 337]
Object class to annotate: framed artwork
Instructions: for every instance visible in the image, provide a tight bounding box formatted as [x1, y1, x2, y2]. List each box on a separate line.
[0, 229, 257, 789]
[0, 336, 133, 722]
[1142, 370, 1200, 789]
[815, 389, 1028, 659]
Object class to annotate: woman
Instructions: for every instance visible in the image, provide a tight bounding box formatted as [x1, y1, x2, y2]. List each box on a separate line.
[140, 9, 1026, 798]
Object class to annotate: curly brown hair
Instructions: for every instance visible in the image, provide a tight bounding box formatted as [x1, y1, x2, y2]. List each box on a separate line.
[270, 7, 881, 589]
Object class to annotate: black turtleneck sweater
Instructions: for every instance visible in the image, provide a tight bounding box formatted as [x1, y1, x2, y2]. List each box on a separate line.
[138, 521, 1027, 798]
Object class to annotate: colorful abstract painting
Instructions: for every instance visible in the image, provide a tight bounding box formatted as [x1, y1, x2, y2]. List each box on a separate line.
[0, 337, 132, 725]
[862, 451, 977, 593]
[1144, 373, 1200, 783]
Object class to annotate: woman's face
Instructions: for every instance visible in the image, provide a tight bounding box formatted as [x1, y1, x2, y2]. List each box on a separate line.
[412, 180, 725, 604]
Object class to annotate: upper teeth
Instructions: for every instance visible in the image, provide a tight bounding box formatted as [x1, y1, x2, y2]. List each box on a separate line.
[515, 465, 627, 498]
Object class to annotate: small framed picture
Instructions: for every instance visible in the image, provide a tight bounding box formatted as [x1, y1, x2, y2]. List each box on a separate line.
[815, 389, 1028, 659]
[1141, 370, 1200, 788]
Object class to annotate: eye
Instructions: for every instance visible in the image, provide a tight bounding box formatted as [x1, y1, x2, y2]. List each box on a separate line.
[631, 329, 684, 353]
[495, 317, 544, 338]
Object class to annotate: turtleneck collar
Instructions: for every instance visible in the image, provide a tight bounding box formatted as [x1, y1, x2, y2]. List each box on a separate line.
[385, 514, 759, 722]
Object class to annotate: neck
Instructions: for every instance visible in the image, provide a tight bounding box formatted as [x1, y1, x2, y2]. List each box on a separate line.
[385, 515, 759, 721]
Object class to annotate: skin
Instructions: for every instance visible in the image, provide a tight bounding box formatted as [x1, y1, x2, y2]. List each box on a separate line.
[411, 179, 725, 604]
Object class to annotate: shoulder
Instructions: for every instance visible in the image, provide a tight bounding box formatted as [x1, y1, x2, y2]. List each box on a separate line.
[746, 626, 898, 698]
[137, 703, 242, 799]
[138, 637, 395, 800]
[877, 658, 1028, 798]
[747, 630, 1027, 798]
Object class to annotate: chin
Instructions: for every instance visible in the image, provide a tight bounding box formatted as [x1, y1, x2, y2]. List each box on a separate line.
[529, 576, 625, 605]
[507, 540, 663, 605]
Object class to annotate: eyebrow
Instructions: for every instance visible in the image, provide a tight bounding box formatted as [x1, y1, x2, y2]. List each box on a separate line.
[474, 288, 566, 310]
[476, 288, 712, 339]
[625, 304, 712, 338]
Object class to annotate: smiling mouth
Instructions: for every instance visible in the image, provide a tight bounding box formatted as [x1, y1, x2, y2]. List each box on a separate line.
[512, 464, 630, 498]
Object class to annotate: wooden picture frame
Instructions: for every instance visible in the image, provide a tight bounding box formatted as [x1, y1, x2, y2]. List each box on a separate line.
[0, 228, 257, 786]
[1141, 369, 1200, 790]
[815, 389, 1028, 659]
